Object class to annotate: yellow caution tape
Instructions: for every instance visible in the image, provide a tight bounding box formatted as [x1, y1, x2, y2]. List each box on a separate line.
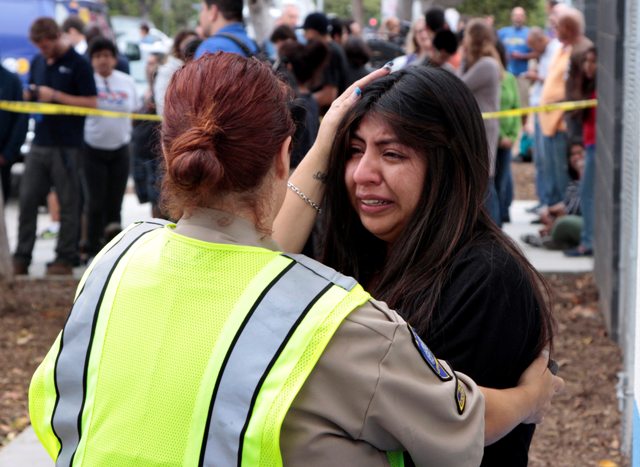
[0, 100, 162, 121]
[482, 99, 597, 119]
[0, 98, 597, 122]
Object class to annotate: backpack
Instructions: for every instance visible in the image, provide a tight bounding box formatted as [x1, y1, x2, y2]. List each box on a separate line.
[215, 32, 270, 62]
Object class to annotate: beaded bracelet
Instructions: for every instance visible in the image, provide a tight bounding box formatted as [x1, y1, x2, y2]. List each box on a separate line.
[287, 181, 322, 214]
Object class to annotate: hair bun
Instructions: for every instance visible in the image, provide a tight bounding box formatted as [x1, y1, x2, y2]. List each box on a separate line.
[167, 125, 224, 190]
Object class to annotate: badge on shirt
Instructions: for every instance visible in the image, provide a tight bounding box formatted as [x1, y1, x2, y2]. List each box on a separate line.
[408, 325, 452, 382]
[455, 377, 466, 415]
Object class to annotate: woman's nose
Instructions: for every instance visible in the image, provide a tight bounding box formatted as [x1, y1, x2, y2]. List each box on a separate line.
[352, 151, 382, 185]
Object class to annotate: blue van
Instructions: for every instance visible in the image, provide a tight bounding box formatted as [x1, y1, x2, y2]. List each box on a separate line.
[0, 0, 111, 84]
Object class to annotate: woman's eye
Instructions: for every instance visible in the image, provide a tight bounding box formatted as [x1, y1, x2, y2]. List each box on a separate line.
[384, 151, 405, 160]
[348, 146, 364, 158]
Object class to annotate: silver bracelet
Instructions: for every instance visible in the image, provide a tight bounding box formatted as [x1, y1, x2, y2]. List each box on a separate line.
[287, 181, 322, 213]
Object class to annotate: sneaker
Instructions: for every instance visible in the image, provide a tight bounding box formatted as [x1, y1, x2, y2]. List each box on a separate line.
[525, 204, 544, 214]
[13, 258, 29, 275]
[563, 246, 594, 257]
[46, 260, 73, 276]
[520, 233, 545, 247]
[39, 222, 60, 239]
[541, 238, 568, 250]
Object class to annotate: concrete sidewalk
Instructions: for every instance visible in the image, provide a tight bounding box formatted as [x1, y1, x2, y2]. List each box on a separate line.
[4, 191, 151, 279]
[504, 200, 593, 273]
[0, 198, 592, 465]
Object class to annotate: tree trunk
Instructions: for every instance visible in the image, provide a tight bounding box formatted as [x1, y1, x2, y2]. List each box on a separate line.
[396, 0, 413, 21]
[418, 0, 434, 15]
[247, 0, 274, 45]
[0, 182, 14, 283]
[352, 0, 364, 26]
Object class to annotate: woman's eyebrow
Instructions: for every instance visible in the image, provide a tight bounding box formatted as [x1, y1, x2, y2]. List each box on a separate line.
[350, 133, 402, 146]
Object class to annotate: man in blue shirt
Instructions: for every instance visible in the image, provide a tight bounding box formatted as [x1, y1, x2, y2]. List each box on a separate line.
[195, 0, 257, 58]
[498, 7, 536, 77]
[13, 17, 97, 276]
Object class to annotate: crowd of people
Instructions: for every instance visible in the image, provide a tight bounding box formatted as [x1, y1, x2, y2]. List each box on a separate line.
[0, 0, 586, 465]
[0, 0, 598, 276]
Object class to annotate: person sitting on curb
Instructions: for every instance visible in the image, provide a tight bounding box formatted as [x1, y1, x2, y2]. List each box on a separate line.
[522, 142, 584, 251]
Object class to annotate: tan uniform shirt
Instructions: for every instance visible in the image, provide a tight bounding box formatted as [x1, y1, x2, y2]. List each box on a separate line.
[175, 209, 485, 466]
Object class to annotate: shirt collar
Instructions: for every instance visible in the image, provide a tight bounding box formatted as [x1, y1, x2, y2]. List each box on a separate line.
[217, 23, 245, 34]
[174, 207, 280, 251]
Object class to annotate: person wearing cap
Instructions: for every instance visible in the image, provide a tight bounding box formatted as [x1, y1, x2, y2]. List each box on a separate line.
[302, 12, 350, 113]
[195, 0, 258, 59]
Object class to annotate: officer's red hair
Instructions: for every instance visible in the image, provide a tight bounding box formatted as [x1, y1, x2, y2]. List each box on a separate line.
[161, 52, 295, 218]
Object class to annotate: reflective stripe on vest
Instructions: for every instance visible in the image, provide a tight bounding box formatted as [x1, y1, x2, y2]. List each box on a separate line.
[200, 260, 336, 465]
[51, 220, 168, 466]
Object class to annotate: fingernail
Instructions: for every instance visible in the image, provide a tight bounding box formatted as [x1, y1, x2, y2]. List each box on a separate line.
[354, 86, 362, 97]
[383, 61, 394, 70]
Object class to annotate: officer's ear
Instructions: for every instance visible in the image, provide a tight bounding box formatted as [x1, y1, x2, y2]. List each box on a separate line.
[274, 136, 292, 181]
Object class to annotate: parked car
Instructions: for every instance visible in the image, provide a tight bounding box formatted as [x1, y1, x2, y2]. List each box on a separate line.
[110, 16, 171, 104]
[0, 0, 113, 192]
[0, 0, 112, 85]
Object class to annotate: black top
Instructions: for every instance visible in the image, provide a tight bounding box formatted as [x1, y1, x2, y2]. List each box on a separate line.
[0, 66, 28, 162]
[29, 47, 97, 147]
[312, 41, 349, 98]
[290, 93, 319, 169]
[406, 239, 541, 467]
[345, 64, 370, 88]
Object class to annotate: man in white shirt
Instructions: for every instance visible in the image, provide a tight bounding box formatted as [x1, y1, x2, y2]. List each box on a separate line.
[83, 37, 137, 259]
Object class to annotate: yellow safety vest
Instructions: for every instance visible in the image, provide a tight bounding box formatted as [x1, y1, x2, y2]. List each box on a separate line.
[29, 221, 404, 466]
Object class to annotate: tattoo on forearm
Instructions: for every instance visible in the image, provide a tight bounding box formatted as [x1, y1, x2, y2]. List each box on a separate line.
[313, 171, 327, 183]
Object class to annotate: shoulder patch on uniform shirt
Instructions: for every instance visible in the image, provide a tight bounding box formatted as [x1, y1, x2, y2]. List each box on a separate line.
[408, 325, 452, 381]
[455, 375, 466, 415]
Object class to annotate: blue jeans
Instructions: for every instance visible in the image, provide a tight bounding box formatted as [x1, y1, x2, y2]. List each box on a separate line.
[580, 144, 595, 250]
[533, 116, 548, 206]
[542, 131, 569, 205]
[495, 146, 513, 223]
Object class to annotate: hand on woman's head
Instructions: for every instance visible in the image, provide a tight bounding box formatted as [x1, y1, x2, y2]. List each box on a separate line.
[312, 66, 392, 157]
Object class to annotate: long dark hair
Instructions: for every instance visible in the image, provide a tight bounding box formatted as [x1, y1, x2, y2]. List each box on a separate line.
[321, 66, 554, 354]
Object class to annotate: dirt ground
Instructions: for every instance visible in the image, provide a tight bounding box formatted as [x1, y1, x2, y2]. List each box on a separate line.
[0, 162, 630, 465]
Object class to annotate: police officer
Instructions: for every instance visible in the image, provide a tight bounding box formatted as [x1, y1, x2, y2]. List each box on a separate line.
[30, 54, 561, 466]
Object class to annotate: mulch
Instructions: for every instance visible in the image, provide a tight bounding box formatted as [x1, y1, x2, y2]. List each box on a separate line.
[0, 162, 630, 465]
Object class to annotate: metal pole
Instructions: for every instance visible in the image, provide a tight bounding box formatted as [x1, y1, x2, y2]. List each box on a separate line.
[163, 0, 171, 33]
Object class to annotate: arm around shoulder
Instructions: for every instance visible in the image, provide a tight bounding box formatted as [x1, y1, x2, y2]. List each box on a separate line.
[481, 352, 564, 445]
[360, 318, 485, 466]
